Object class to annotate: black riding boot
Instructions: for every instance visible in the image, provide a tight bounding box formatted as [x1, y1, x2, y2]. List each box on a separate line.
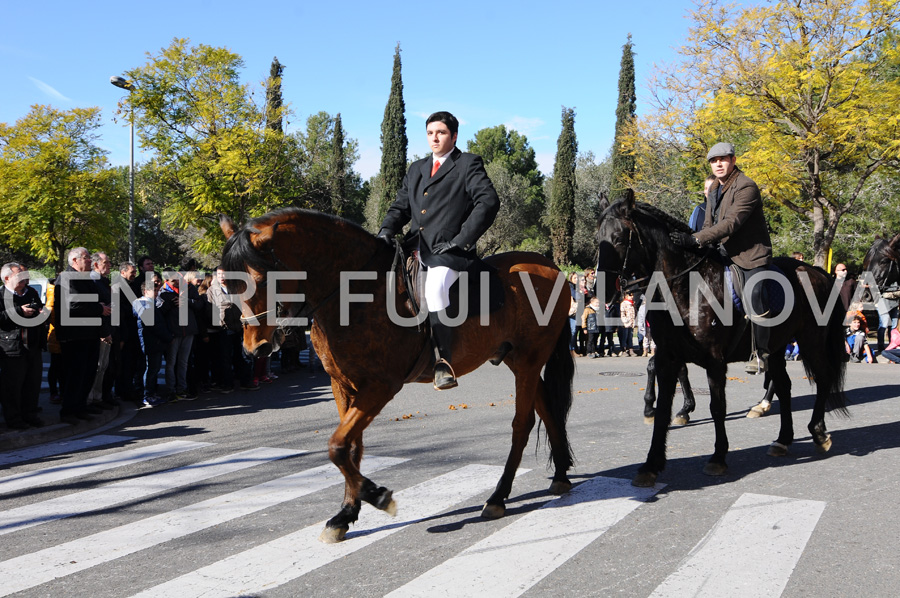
[744, 267, 771, 375]
[430, 311, 458, 390]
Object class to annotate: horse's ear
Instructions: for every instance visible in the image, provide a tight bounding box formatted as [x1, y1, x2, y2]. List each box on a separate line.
[249, 221, 279, 248]
[220, 214, 237, 240]
[597, 191, 610, 213]
[623, 189, 636, 211]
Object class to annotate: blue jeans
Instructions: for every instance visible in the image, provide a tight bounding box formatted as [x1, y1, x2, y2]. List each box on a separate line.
[144, 351, 163, 397]
[166, 334, 195, 395]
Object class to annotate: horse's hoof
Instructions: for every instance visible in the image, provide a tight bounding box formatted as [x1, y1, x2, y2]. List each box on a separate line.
[318, 526, 348, 544]
[381, 498, 398, 517]
[815, 435, 833, 454]
[548, 479, 572, 495]
[632, 471, 658, 487]
[746, 401, 771, 419]
[643, 416, 655, 425]
[671, 414, 690, 426]
[481, 502, 506, 519]
[767, 441, 789, 457]
[702, 462, 728, 476]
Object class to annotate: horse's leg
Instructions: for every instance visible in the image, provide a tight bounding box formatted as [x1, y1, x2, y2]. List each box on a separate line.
[703, 363, 729, 476]
[766, 354, 794, 457]
[320, 401, 395, 543]
[482, 367, 539, 519]
[672, 363, 696, 426]
[633, 356, 679, 487]
[643, 356, 657, 424]
[532, 383, 573, 496]
[808, 383, 833, 453]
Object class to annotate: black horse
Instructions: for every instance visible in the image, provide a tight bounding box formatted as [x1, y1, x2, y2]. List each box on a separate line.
[596, 197, 848, 487]
[642, 358, 695, 425]
[862, 233, 900, 292]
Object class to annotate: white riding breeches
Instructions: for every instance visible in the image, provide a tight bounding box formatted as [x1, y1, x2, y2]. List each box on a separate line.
[424, 266, 460, 312]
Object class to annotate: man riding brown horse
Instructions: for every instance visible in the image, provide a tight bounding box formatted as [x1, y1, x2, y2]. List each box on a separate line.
[377, 111, 500, 389]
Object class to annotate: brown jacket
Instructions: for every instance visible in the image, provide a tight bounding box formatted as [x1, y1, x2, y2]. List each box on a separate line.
[694, 169, 772, 269]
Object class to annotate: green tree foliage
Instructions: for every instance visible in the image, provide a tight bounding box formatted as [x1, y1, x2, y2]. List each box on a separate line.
[467, 124, 545, 224]
[610, 34, 637, 201]
[633, 0, 900, 267]
[369, 44, 408, 230]
[265, 56, 285, 133]
[548, 107, 578, 266]
[331, 113, 347, 216]
[477, 161, 533, 255]
[0, 105, 121, 270]
[123, 38, 299, 255]
[295, 111, 365, 222]
[573, 152, 612, 267]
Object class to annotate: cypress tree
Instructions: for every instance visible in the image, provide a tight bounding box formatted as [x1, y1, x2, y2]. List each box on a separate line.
[265, 57, 285, 133]
[549, 107, 577, 266]
[610, 35, 636, 202]
[331, 112, 347, 216]
[374, 43, 408, 225]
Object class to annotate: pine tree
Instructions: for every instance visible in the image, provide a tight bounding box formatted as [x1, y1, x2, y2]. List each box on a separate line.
[549, 107, 577, 266]
[610, 35, 636, 202]
[370, 43, 408, 228]
[331, 113, 347, 216]
[265, 57, 285, 133]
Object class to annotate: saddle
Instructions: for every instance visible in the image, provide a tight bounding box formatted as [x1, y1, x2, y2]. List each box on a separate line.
[395, 242, 507, 384]
[725, 263, 787, 317]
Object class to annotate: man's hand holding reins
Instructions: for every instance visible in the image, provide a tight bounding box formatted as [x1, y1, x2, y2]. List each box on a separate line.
[670, 231, 700, 248]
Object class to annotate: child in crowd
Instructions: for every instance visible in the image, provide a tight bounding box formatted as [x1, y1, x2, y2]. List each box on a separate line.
[846, 314, 876, 363]
[133, 278, 173, 406]
[582, 297, 602, 358]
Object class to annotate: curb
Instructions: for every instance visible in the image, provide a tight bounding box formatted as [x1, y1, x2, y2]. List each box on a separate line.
[0, 402, 139, 453]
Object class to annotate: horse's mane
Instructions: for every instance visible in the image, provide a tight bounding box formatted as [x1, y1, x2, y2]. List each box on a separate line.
[222, 208, 374, 276]
[633, 202, 694, 234]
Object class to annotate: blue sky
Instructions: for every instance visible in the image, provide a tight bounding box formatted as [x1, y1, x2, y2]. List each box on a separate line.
[1, 0, 705, 178]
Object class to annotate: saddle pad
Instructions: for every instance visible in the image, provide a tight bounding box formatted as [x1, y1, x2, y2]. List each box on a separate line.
[445, 260, 506, 320]
[725, 264, 786, 316]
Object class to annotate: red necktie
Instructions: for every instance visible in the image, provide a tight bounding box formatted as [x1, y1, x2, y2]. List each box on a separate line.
[431, 160, 441, 177]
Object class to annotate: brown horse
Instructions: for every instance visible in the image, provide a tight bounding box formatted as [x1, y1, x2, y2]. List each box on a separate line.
[220, 208, 575, 543]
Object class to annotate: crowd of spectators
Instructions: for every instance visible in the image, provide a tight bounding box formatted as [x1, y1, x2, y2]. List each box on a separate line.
[568, 269, 647, 358]
[0, 251, 309, 430]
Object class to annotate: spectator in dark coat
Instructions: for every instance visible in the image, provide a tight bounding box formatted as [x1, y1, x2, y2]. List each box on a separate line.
[55, 248, 111, 424]
[0, 263, 45, 429]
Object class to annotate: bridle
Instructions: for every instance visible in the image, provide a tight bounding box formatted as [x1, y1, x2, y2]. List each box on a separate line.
[599, 216, 711, 302]
[238, 235, 409, 327]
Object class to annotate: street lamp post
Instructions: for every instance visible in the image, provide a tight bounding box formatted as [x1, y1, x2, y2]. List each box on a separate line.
[110, 75, 135, 263]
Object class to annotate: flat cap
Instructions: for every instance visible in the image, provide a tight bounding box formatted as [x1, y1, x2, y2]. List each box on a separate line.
[706, 142, 735, 161]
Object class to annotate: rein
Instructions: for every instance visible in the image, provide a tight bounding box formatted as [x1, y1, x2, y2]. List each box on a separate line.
[604, 223, 711, 299]
[239, 237, 407, 325]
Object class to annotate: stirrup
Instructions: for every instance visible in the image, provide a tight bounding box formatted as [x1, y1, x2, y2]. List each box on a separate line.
[745, 352, 767, 375]
[433, 359, 458, 390]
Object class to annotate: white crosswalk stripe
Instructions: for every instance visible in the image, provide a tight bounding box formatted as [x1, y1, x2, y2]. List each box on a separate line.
[0, 434, 135, 467]
[0, 447, 303, 536]
[0, 439, 210, 495]
[387, 476, 663, 598]
[0, 454, 405, 597]
[649, 493, 826, 598]
[0, 443, 830, 598]
[130, 463, 527, 598]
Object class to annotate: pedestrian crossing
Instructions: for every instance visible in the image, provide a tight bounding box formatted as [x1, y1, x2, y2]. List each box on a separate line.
[0, 440, 827, 597]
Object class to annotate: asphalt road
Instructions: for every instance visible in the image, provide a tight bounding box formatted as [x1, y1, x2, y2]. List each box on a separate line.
[2, 354, 898, 597]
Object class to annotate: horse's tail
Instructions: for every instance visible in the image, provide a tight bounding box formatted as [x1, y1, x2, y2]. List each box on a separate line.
[803, 295, 850, 417]
[541, 319, 576, 468]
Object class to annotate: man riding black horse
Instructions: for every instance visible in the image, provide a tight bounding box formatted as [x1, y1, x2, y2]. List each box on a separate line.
[670, 142, 773, 374]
